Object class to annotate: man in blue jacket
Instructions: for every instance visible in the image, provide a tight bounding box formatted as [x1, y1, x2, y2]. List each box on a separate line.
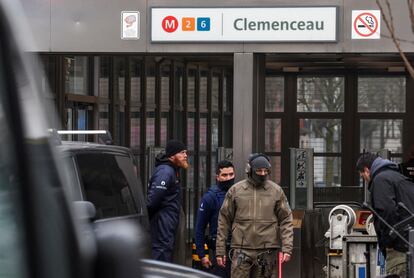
[357, 152, 414, 277]
[195, 160, 235, 277]
[147, 139, 188, 262]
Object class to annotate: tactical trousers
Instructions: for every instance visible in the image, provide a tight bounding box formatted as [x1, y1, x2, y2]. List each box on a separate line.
[230, 249, 278, 278]
[386, 248, 407, 278]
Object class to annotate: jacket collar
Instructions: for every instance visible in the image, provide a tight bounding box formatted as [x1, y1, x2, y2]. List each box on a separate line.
[243, 177, 271, 190]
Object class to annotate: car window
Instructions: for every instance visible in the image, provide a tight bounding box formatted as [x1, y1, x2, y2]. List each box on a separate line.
[0, 54, 28, 278]
[76, 153, 139, 219]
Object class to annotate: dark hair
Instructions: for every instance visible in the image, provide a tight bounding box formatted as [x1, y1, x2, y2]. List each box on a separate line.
[356, 152, 378, 172]
[216, 160, 234, 175]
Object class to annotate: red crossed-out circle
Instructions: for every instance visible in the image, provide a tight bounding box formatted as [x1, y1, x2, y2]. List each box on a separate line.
[353, 12, 378, 37]
[162, 16, 178, 33]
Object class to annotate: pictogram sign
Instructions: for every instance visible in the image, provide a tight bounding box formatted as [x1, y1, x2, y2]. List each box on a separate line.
[352, 10, 381, 39]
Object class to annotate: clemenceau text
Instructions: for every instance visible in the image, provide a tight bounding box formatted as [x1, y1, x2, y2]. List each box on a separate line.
[233, 18, 325, 31]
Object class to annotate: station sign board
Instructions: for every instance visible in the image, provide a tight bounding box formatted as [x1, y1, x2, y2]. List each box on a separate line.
[151, 7, 338, 42]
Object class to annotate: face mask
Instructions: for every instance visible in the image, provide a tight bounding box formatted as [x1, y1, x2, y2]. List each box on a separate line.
[251, 173, 268, 185]
[218, 178, 235, 191]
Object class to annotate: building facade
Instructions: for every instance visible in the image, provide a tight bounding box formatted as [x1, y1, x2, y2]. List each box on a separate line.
[23, 0, 414, 247]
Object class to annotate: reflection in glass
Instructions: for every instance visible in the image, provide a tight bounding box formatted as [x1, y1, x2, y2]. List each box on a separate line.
[94, 56, 109, 98]
[223, 76, 228, 111]
[175, 67, 183, 107]
[186, 155, 194, 189]
[212, 76, 219, 111]
[200, 117, 207, 151]
[297, 76, 344, 112]
[358, 77, 405, 112]
[187, 117, 195, 151]
[146, 118, 155, 147]
[114, 57, 125, 101]
[130, 57, 141, 103]
[98, 104, 109, 131]
[130, 106, 140, 148]
[212, 118, 219, 150]
[269, 156, 281, 185]
[265, 76, 284, 112]
[199, 156, 207, 195]
[360, 119, 402, 153]
[64, 56, 89, 95]
[314, 157, 341, 187]
[146, 64, 156, 109]
[161, 66, 170, 112]
[265, 119, 281, 152]
[187, 70, 196, 110]
[299, 119, 341, 152]
[211, 154, 217, 185]
[161, 117, 168, 147]
[200, 71, 208, 112]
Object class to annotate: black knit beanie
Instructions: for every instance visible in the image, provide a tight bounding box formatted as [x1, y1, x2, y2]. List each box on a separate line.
[165, 139, 186, 157]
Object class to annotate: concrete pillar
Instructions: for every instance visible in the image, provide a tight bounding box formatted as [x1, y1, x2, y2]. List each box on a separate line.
[232, 53, 264, 181]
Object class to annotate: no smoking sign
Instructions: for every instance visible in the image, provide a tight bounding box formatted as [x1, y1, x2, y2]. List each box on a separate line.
[352, 10, 381, 39]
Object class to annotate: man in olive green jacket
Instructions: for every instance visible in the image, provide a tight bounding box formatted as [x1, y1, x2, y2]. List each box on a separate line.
[216, 153, 293, 278]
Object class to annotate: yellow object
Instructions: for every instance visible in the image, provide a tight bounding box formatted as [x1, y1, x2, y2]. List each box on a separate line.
[192, 243, 209, 261]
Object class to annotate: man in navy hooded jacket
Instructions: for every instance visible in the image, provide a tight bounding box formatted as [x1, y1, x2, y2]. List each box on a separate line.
[357, 152, 414, 277]
[147, 139, 188, 262]
[195, 160, 235, 277]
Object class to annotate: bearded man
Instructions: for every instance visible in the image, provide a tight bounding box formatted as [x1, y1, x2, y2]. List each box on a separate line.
[147, 139, 189, 262]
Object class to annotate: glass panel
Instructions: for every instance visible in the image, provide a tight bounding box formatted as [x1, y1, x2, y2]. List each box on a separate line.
[314, 157, 341, 187]
[94, 56, 109, 98]
[161, 65, 170, 112]
[212, 118, 219, 150]
[187, 69, 196, 110]
[146, 117, 155, 147]
[297, 76, 344, 112]
[299, 119, 342, 152]
[130, 106, 140, 148]
[130, 57, 141, 103]
[64, 56, 89, 95]
[146, 64, 156, 109]
[200, 71, 208, 112]
[114, 57, 126, 101]
[98, 104, 109, 131]
[360, 119, 402, 153]
[199, 155, 207, 195]
[265, 76, 284, 112]
[76, 153, 138, 218]
[66, 108, 73, 131]
[200, 117, 207, 152]
[186, 155, 194, 189]
[161, 117, 168, 147]
[40, 55, 56, 96]
[269, 156, 281, 185]
[211, 154, 217, 185]
[212, 75, 219, 111]
[175, 66, 183, 107]
[223, 76, 228, 111]
[187, 116, 195, 151]
[265, 119, 281, 152]
[116, 105, 125, 145]
[358, 77, 405, 112]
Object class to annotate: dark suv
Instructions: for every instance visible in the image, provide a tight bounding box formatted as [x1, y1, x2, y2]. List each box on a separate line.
[57, 141, 150, 235]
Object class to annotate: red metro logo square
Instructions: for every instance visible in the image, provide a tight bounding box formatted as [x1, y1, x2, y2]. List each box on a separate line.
[162, 16, 179, 33]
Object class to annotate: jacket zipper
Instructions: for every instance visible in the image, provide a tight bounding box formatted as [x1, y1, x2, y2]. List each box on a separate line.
[254, 185, 256, 232]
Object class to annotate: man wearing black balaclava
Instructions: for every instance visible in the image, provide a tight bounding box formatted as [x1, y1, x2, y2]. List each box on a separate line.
[195, 160, 235, 277]
[215, 153, 293, 278]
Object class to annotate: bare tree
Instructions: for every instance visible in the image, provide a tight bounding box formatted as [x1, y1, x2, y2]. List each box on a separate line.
[376, 0, 414, 78]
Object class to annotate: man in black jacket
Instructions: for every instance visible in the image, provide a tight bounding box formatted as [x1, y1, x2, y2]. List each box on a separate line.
[357, 152, 414, 277]
[147, 139, 188, 262]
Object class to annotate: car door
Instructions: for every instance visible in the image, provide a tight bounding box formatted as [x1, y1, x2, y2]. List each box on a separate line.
[0, 1, 95, 277]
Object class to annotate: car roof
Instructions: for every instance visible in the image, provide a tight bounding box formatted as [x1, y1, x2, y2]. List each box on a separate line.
[56, 141, 133, 156]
